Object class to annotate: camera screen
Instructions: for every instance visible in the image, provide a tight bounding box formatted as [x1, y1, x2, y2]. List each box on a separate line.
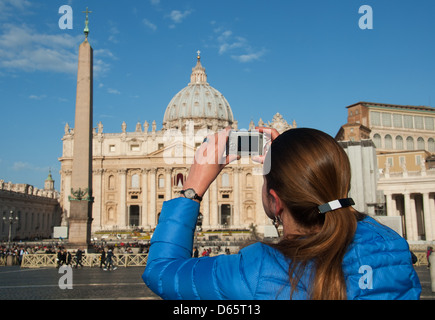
[237, 135, 259, 153]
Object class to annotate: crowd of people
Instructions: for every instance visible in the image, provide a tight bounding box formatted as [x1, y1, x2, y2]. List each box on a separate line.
[0, 242, 150, 268]
[192, 246, 232, 258]
[0, 244, 32, 265]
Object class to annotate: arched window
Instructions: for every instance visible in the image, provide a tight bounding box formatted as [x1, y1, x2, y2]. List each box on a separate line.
[406, 136, 414, 150]
[373, 134, 381, 148]
[221, 173, 229, 187]
[193, 102, 200, 116]
[158, 174, 165, 189]
[246, 173, 253, 187]
[384, 135, 393, 149]
[247, 206, 254, 220]
[108, 175, 115, 190]
[131, 174, 139, 188]
[108, 208, 114, 221]
[395, 136, 403, 150]
[176, 173, 184, 187]
[417, 137, 425, 150]
[428, 138, 435, 152]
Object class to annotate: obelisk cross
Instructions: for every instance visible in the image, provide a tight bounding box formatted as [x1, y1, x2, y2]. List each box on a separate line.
[83, 7, 92, 39]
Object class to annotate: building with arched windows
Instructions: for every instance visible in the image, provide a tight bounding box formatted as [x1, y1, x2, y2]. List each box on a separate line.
[0, 173, 61, 241]
[59, 53, 296, 235]
[336, 102, 435, 243]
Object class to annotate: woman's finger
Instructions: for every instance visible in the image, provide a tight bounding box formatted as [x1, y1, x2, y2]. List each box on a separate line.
[255, 126, 280, 141]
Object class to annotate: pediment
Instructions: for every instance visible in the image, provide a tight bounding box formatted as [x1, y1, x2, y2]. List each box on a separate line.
[147, 141, 196, 164]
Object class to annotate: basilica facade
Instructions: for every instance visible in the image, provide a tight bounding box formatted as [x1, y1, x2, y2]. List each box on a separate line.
[59, 54, 296, 234]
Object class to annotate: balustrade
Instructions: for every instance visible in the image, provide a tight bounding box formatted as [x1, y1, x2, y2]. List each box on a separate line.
[19, 253, 148, 268]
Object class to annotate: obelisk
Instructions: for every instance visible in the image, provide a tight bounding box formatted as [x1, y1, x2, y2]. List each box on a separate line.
[68, 8, 93, 248]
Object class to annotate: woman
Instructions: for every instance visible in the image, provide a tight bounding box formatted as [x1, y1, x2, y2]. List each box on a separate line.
[143, 127, 421, 299]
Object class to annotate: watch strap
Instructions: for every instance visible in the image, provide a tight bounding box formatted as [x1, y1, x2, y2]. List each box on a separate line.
[181, 189, 203, 202]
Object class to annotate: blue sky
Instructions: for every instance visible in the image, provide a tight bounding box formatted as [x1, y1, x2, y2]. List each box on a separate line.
[1, 0, 435, 189]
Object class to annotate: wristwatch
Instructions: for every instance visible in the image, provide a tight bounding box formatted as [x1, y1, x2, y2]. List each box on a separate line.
[180, 188, 203, 202]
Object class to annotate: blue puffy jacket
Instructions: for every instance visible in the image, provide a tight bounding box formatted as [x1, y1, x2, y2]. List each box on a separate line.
[143, 197, 421, 300]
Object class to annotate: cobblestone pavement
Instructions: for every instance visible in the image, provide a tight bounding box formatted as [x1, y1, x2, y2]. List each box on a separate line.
[0, 265, 159, 300]
[415, 266, 435, 300]
[0, 265, 433, 300]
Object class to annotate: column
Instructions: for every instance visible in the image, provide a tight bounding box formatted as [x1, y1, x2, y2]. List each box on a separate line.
[149, 168, 157, 227]
[385, 192, 394, 216]
[61, 169, 72, 226]
[255, 173, 268, 233]
[118, 169, 127, 227]
[233, 168, 241, 227]
[165, 167, 172, 200]
[410, 194, 419, 241]
[202, 189, 210, 229]
[210, 180, 218, 228]
[404, 192, 417, 241]
[423, 192, 433, 241]
[92, 169, 104, 230]
[141, 169, 148, 228]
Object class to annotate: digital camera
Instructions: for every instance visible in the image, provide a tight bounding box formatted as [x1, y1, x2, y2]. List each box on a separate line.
[227, 131, 264, 156]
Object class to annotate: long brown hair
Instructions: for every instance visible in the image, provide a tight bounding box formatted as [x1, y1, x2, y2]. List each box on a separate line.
[265, 128, 364, 300]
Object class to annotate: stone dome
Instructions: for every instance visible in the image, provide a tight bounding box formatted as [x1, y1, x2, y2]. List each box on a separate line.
[163, 53, 234, 131]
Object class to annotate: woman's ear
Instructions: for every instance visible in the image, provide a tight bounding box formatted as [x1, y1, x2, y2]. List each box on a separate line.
[268, 189, 284, 217]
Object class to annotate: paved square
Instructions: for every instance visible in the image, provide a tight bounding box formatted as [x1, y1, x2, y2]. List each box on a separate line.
[0, 266, 159, 300]
[0, 265, 433, 300]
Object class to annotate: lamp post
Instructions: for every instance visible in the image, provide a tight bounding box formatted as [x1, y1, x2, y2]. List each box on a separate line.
[3, 210, 19, 248]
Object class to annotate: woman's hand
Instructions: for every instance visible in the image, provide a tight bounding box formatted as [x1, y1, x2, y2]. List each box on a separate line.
[252, 126, 280, 164]
[183, 127, 238, 198]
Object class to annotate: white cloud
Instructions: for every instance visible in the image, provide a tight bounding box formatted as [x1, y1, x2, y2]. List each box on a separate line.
[168, 10, 192, 24]
[94, 49, 116, 60]
[107, 88, 121, 95]
[214, 28, 266, 63]
[7, 0, 31, 9]
[143, 18, 157, 32]
[29, 94, 46, 100]
[108, 26, 120, 43]
[93, 49, 116, 76]
[218, 35, 247, 55]
[0, 23, 81, 74]
[0, 23, 115, 76]
[150, 0, 160, 6]
[231, 49, 267, 63]
[0, 0, 32, 20]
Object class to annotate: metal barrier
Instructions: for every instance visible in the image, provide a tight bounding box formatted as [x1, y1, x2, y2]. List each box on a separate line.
[20, 253, 148, 268]
[414, 251, 428, 266]
[8, 251, 430, 268]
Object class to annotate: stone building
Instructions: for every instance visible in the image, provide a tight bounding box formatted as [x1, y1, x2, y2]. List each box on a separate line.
[336, 101, 435, 242]
[59, 53, 296, 235]
[0, 172, 61, 241]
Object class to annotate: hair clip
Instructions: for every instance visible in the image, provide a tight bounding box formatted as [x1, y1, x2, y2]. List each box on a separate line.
[318, 198, 355, 214]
